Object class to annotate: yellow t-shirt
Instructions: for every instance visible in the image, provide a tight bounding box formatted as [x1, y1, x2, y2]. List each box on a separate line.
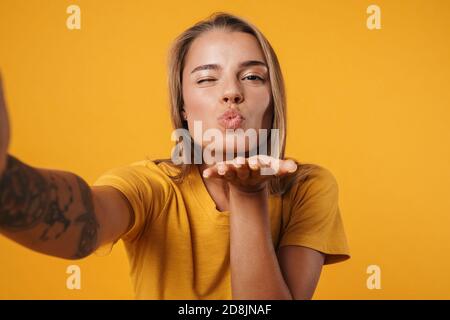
[93, 159, 350, 299]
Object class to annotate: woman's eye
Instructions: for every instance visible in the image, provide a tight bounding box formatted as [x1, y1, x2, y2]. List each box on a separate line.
[197, 75, 264, 84]
[243, 75, 264, 81]
[197, 78, 215, 84]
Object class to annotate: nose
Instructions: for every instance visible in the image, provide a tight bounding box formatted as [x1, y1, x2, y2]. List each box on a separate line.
[221, 80, 244, 106]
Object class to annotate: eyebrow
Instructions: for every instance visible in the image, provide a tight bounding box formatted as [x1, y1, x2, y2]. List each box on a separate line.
[190, 60, 268, 74]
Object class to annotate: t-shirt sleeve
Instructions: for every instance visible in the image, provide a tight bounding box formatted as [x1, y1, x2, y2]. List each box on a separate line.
[92, 160, 171, 243]
[279, 165, 351, 265]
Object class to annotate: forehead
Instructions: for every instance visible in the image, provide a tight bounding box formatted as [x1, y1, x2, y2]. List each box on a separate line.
[184, 30, 266, 67]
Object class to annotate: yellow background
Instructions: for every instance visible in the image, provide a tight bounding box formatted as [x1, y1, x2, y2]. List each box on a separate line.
[1, 0, 449, 299]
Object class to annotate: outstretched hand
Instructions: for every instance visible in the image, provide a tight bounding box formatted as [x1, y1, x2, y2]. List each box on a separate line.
[202, 155, 297, 193]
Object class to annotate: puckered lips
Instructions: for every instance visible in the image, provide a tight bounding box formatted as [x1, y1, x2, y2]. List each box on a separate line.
[217, 109, 245, 130]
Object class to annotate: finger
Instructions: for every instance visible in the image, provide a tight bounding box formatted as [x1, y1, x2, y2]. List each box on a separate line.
[234, 156, 246, 167]
[283, 159, 298, 173]
[217, 162, 227, 175]
[202, 167, 213, 178]
[204, 162, 236, 180]
[222, 163, 236, 180]
[218, 160, 237, 178]
[258, 154, 272, 166]
[256, 155, 277, 176]
[232, 157, 250, 180]
[202, 164, 221, 179]
[248, 155, 269, 180]
[274, 159, 297, 176]
[247, 155, 260, 171]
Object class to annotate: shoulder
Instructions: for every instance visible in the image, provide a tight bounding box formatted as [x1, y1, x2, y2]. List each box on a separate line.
[93, 159, 179, 196]
[281, 160, 339, 203]
[96, 159, 166, 181]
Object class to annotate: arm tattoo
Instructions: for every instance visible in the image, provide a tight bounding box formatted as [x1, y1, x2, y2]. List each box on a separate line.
[0, 155, 99, 258]
[72, 176, 99, 259]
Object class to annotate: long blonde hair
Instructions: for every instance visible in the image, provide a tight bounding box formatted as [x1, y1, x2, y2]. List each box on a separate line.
[154, 12, 316, 195]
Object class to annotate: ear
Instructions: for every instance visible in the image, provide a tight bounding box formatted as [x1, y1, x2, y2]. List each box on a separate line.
[181, 108, 187, 121]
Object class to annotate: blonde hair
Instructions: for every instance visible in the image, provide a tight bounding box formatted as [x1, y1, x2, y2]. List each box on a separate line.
[154, 12, 316, 195]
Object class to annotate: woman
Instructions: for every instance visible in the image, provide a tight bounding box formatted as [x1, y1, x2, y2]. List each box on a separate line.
[0, 12, 350, 300]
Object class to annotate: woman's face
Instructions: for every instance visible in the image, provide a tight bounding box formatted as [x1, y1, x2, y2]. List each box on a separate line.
[182, 29, 273, 157]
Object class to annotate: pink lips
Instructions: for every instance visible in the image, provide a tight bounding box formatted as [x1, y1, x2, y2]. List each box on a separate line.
[217, 109, 245, 130]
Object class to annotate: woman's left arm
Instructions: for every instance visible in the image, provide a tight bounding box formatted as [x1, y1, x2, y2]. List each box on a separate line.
[203, 156, 326, 299]
[229, 186, 325, 300]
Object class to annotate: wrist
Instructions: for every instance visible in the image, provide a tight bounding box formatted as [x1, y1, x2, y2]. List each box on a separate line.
[228, 182, 268, 198]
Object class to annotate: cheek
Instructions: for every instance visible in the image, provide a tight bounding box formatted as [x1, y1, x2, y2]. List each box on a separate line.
[183, 87, 215, 119]
[183, 87, 218, 145]
[261, 105, 274, 129]
[246, 88, 273, 128]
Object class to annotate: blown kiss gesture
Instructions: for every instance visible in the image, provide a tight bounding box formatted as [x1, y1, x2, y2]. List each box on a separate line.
[202, 155, 298, 194]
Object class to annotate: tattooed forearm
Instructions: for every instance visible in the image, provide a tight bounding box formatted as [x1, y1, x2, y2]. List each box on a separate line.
[72, 176, 99, 259]
[0, 155, 99, 259]
[0, 155, 50, 229]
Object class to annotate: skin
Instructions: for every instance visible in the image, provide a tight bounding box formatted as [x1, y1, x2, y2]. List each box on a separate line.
[0, 74, 8, 174]
[182, 29, 273, 156]
[181, 30, 326, 299]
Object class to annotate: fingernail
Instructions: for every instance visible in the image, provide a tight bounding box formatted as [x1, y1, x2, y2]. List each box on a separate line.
[287, 162, 297, 173]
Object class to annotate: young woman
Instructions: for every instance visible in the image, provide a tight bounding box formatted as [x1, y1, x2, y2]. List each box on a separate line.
[0, 12, 350, 300]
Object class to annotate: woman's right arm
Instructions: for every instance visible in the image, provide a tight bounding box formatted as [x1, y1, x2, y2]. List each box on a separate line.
[0, 76, 133, 260]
